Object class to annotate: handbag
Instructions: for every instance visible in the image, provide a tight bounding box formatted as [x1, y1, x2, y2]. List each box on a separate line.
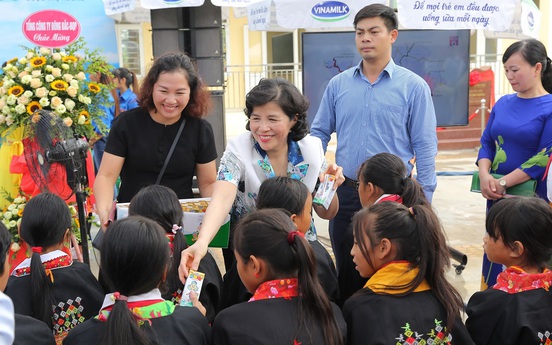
[470, 171, 537, 197]
[92, 118, 187, 250]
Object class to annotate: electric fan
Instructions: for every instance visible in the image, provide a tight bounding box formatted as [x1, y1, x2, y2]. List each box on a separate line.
[23, 109, 92, 265]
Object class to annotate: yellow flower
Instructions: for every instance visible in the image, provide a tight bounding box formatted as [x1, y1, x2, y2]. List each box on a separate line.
[8, 85, 24, 96]
[29, 56, 47, 68]
[50, 80, 69, 91]
[7, 57, 18, 64]
[62, 56, 78, 63]
[80, 110, 90, 117]
[26, 101, 42, 114]
[88, 83, 101, 93]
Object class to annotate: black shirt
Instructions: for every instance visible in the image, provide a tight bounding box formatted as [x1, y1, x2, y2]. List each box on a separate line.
[106, 108, 218, 202]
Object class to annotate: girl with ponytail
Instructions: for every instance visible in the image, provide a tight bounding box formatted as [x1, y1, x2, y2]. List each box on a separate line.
[5, 193, 103, 344]
[343, 202, 473, 345]
[128, 184, 222, 323]
[212, 209, 346, 345]
[63, 216, 211, 345]
[112, 67, 139, 113]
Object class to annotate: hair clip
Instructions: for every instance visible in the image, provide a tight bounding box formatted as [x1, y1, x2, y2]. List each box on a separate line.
[112, 292, 128, 302]
[31, 246, 42, 253]
[287, 230, 304, 244]
[172, 224, 182, 234]
[408, 207, 415, 217]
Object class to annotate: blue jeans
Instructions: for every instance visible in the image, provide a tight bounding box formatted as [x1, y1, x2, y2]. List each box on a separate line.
[93, 136, 107, 175]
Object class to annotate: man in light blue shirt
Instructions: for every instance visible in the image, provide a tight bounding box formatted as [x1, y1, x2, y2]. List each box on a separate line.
[310, 3, 437, 304]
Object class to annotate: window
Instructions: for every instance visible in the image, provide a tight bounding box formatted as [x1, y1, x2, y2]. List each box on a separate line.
[116, 25, 145, 77]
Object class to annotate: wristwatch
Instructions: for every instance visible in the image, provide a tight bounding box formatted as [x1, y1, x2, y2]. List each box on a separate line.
[498, 178, 507, 188]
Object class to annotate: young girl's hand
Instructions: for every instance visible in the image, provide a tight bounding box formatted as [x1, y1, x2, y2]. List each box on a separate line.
[189, 292, 206, 316]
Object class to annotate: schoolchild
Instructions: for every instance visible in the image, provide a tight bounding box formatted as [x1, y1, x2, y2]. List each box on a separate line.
[343, 203, 473, 344]
[63, 216, 211, 345]
[4, 193, 104, 344]
[212, 209, 346, 345]
[0, 222, 55, 345]
[357, 152, 429, 208]
[112, 67, 139, 113]
[466, 197, 552, 344]
[128, 184, 222, 323]
[256, 176, 339, 301]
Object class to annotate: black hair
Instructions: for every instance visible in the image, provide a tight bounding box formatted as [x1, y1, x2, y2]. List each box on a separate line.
[113, 67, 139, 92]
[244, 78, 309, 141]
[354, 3, 398, 32]
[19, 193, 71, 327]
[100, 216, 170, 345]
[139, 52, 211, 118]
[96, 71, 120, 117]
[357, 152, 429, 207]
[257, 177, 310, 216]
[502, 39, 552, 93]
[352, 203, 464, 334]
[0, 222, 10, 276]
[233, 209, 343, 345]
[486, 197, 552, 270]
[129, 185, 187, 295]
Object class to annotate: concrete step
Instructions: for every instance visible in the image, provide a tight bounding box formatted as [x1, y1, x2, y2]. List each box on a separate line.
[438, 137, 481, 151]
[437, 127, 483, 140]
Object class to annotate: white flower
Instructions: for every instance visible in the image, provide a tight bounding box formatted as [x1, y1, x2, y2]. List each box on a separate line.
[17, 96, 29, 106]
[14, 197, 23, 204]
[31, 70, 42, 77]
[21, 75, 32, 84]
[17, 204, 25, 210]
[78, 94, 84, 102]
[49, 90, 57, 97]
[23, 90, 33, 98]
[6, 115, 14, 126]
[15, 104, 26, 114]
[3, 211, 11, 219]
[50, 96, 62, 108]
[18, 71, 29, 78]
[19, 58, 27, 64]
[35, 87, 48, 98]
[0, 99, 5, 109]
[66, 86, 77, 98]
[45, 65, 53, 72]
[52, 67, 62, 77]
[30, 78, 42, 88]
[55, 104, 66, 115]
[83, 96, 91, 105]
[64, 98, 75, 111]
[61, 63, 70, 70]
[52, 53, 61, 61]
[60, 51, 67, 57]
[7, 204, 15, 211]
[45, 74, 54, 82]
[63, 74, 74, 82]
[39, 47, 51, 55]
[0, 115, 5, 124]
[2, 106, 9, 114]
[6, 94, 17, 105]
[7, 71, 15, 78]
[63, 117, 73, 127]
[26, 52, 34, 59]
[10, 242, 20, 252]
[3, 79, 14, 88]
[76, 72, 86, 81]
[77, 114, 86, 125]
[39, 97, 50, 107]
[8, 220, 17, 229]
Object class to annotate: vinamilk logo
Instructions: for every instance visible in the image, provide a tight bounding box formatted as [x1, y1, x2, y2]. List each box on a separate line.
[311, 1, 350, 22]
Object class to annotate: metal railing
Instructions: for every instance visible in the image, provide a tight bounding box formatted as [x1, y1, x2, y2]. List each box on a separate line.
[223, 54, 511, 112]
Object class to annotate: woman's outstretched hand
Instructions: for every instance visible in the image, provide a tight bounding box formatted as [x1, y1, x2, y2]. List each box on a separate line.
[178, 242, 208, 284]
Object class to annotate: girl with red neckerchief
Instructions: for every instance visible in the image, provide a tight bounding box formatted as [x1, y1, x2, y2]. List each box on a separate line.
[4, 193, 104, 344]
[212, 209, 346, 345]
[466, 197, 552, 345]
[63, 216, 211, 345]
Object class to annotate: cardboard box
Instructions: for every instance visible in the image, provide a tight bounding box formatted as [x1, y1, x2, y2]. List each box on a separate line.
[117, 198, 230, 248]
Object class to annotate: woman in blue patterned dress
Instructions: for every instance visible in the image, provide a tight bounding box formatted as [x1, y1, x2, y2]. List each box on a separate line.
[477, 39, 552, 288]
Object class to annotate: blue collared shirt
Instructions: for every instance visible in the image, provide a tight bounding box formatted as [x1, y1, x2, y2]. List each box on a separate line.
[310, 59, 437, 201]
[118, 88, 139, 112]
